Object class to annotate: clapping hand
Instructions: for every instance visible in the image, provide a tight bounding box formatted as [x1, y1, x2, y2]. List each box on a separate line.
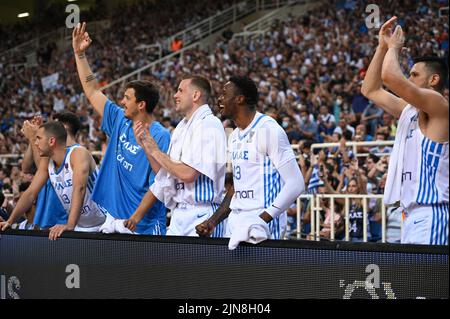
[378, 16, 397, 49]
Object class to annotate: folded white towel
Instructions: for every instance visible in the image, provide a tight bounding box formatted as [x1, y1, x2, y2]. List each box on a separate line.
[113, 219, 134, 234]
[99, 214, 115, 233]
[228, 214, 270, 250]
[384, 104, 416, 205]
[99, 214, 134, 234]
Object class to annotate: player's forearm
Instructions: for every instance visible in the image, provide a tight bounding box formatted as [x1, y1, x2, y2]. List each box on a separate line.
[209, 187, 234, 226]
[140, 144, 161, 174]
[361, 45, 388, 97]
[75, 52, 100, 100]
[67, 186, 86, 228]
[7, 191, 36, 225]
[264, 160, 305, 219]
[131, 190, 158, 223]
[381, 48, 403, 89]
[151, 150, 198, 183]
[22, 144, 38, 173]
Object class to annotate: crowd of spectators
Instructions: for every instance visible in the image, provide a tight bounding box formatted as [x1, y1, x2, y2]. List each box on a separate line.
[1, 0, 448, 241]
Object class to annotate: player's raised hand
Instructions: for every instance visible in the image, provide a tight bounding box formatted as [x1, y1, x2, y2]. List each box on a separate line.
[31, 115, 43, 126]
[134, 121, 159, 154]
[133, 121, 147, 146]
[379, 16, 397, 49]
[72, 22, 92, 55]
[387, 25, 405, 50]
[21, 120, 40, 141]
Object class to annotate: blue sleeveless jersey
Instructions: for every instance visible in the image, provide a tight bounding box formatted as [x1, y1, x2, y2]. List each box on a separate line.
[33, 179, 67, 228]
[92, 100, 170, 234]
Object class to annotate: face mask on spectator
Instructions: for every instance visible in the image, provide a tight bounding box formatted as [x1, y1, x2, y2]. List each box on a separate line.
[301, 116, 308, 122]
[336, 99, 343, 106]
[282, 121, 289, 128]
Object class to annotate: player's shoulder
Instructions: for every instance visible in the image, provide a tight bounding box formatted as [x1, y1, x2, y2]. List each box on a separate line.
[150, 121, 171, 137]
[258, 114, 284, 132]
[105, 98, 121, 110]
[195, 109, 224, 129]
[69, 145, 93, 161]
[104, 99, 125, 116]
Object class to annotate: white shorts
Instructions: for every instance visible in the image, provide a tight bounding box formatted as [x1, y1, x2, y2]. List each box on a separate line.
[74, 225, 102, 232]
[225, 209, 287, 240]
[167, 203, 225, 237]
[402, 203, 448, 245]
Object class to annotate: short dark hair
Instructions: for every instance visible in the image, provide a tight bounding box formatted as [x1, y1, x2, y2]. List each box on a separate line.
[125, 80, 160, 114]
[184, 75, 212, 101]
[40, 121, 67, 145]
[229, 76, 259, 109]
[413, 56, 448, 92]
[53, 111, 81, 137]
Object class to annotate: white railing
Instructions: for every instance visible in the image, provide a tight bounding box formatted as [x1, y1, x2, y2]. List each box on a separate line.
[294, 193, 387, 243]
[161, 0, 258, 52]
[0, 154, 21, 165]
[233, 0, 319, 41]
[0, 37, 41, 64]
[135, 43, 163, 61]
[100, 0, 311, 92]
[0, 141, 393, 165]
[160, 0, 307, 52]
[292, 140, 394, 159]
[100, 41, 202, 91]
[0, 20, 109, 65]
[0, 151, 105, 166]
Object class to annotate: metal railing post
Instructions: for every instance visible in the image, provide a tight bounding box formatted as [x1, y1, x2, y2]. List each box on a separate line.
[296, 197, 301, 239]
[363, 197, 368, 242]
[330, 198, 335, 241]
[345, 197, 350, 241]
[310, 195, 315, 241]
[315, 195, 321, 241]
[381, 203, 386, 243]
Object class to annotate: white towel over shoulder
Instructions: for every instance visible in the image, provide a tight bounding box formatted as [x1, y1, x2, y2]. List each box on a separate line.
[384, 104, 417, 205]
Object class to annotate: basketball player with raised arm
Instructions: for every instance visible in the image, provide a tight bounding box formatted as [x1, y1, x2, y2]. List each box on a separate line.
[362, 16, 448, 245]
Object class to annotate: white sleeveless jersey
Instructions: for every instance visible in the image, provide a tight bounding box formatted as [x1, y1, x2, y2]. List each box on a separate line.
[154, 104, 227, 207]
[401, 106, 449, 211]
[229, 113, 296, 212]
[48, 145, 105, 228]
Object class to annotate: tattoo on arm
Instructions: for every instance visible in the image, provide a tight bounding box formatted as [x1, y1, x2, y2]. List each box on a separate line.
[78, 53, 85, 59]
[86, 74, 96, 83]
